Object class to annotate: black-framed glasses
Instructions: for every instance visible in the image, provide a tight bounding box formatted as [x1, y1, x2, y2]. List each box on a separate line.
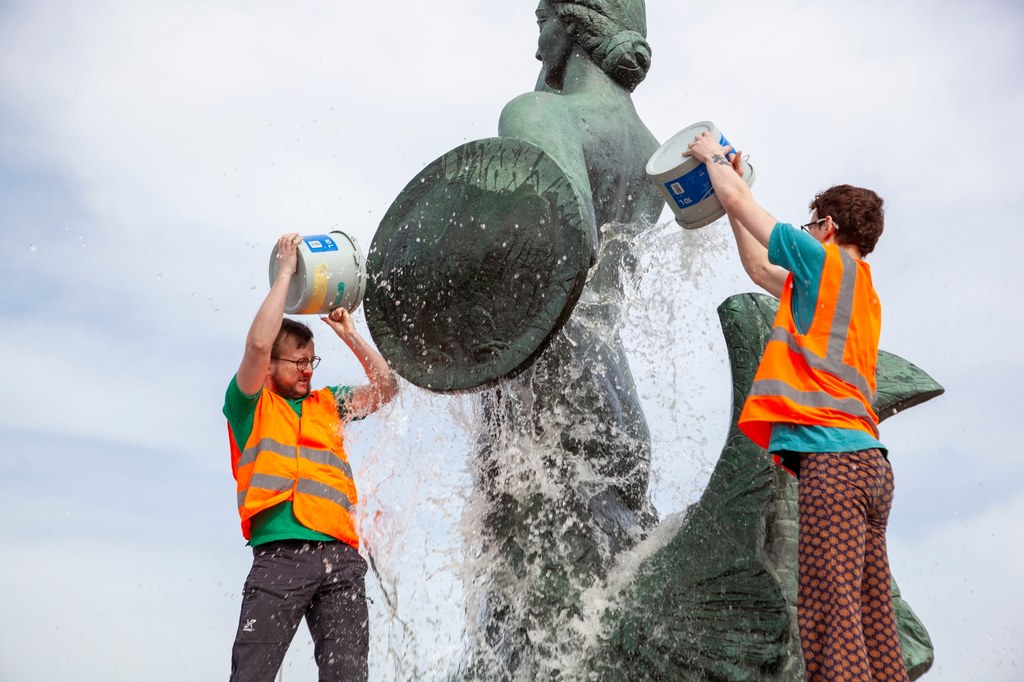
[800, 218, 826, 232]
[271, 355, 321, 371]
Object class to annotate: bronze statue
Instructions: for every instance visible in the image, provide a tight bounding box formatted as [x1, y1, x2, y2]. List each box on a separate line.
[461, 0, 668, 675]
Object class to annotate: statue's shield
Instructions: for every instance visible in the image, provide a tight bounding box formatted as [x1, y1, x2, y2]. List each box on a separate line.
[365, 137, 592, 392]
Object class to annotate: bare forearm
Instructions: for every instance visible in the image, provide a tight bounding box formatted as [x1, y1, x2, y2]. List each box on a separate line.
[236, 233, 302, 394]
[685, 132, 777, 248]
[234, 274, 290, 393]
[245, 273, 291, 353]
[729, 214, 765, 273]
[728, 216, 786, 298]
[706, 154, 775, 248]
[706, 152, 751, 212]
[246, 234, 300, 353]
[341, 332, 399, 407]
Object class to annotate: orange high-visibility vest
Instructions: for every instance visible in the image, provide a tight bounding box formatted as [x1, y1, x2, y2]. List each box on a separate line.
[229, 387, 359, 548]
[739, 245, 881, 449]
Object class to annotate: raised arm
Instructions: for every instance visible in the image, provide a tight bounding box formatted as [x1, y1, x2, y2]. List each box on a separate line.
[721, 152, 787, 298]
[685, 134, 786, 297]
[728, 216, 787, 298]
[685, 132, 777, 248]
[236, 233, 300, 395]
[321, 308, 399, 419]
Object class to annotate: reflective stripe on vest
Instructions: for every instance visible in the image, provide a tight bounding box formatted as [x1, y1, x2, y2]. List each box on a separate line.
[237, 437, 355, 479]
[765, 325, 874, 405]
[745, 378, 877, 425]
[739, 245, 881, 448]
[236, 462, 355, 511]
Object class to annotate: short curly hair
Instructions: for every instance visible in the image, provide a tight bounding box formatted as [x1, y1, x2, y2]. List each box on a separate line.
[551, 0, 651, 91]
[809, 184, 885, 256]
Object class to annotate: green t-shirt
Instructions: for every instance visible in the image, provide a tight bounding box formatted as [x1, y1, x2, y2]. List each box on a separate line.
[223, 376, 354, 546]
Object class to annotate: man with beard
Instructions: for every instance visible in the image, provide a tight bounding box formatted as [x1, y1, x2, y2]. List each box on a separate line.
[223, 232, 398, 681]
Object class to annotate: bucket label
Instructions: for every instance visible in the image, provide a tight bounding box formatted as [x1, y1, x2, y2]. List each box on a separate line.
[664, 166, 713, 209]
[663, 134, 735, 209]
[303, 235, 339, 253]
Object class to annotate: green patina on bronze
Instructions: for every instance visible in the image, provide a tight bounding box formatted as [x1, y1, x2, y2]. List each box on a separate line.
[365, 137, 592, 392]
[590, 293, 941, 680]
[456, 1, 666, 676]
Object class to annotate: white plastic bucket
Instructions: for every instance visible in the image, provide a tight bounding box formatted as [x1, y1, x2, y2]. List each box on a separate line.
[268, 231, 366, 315]
[646, 121, 756, 230]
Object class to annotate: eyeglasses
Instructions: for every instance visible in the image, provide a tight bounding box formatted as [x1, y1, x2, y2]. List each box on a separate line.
[271, 355, 321, 371]
[800, 218, 826, 232]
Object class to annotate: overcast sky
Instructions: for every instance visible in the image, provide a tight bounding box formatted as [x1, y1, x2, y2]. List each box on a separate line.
[1, 1, 1022, 680]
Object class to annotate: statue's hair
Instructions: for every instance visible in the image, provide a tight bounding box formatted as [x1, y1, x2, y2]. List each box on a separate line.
[551, 0, 651, 91]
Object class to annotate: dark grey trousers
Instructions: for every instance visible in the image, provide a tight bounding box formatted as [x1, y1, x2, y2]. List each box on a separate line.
[229, 540, 369, 682]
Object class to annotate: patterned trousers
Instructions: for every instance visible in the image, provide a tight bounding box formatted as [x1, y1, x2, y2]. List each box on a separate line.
[798, 449, 909, 681]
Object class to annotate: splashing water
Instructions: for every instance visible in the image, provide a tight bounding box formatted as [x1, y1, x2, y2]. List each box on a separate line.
[358, 217, 738, 680]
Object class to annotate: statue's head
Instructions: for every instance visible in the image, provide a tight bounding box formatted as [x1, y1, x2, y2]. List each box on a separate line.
[538, 0, 651, 92]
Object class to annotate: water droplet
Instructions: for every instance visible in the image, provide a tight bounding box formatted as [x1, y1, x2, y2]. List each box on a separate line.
[28, 244, 37, 252]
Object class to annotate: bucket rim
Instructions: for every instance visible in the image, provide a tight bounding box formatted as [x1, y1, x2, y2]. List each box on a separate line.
[645, 120, 717, 176]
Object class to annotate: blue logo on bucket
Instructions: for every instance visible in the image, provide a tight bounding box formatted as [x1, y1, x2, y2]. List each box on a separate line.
[663, 134, 736, 209]
[665, 167, 713, 209]
[303, 235, 339, 253]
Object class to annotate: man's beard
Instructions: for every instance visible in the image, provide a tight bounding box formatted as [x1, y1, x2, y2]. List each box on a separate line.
[283, 383, 310, 400]
[271, 376, 310, 400]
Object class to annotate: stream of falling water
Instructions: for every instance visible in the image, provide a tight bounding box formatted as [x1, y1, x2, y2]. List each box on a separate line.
[354, 217, 742, 680]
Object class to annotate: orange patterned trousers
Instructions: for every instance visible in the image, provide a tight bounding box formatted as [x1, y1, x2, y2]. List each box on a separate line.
[797, 449, 909, 681]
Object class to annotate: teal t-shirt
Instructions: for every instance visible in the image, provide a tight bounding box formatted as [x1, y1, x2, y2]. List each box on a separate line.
[223, 376, 355, 546]
[764, 222, 886, 463]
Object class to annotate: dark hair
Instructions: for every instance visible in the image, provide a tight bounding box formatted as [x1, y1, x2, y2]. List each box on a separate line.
[272, 318, 313, 356]
[809, 184, 885, 256]
[552, 0, 651, 91]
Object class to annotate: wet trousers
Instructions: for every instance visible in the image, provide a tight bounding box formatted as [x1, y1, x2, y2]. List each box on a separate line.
[229, 540, 369, 682]
[798, 449, 908, 682]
